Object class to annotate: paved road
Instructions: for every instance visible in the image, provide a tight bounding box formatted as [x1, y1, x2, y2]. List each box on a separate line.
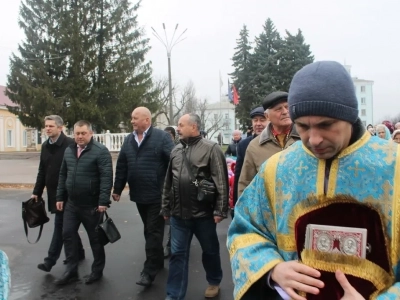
[0, 152, 119, 186]
[0, 189, 234, 300]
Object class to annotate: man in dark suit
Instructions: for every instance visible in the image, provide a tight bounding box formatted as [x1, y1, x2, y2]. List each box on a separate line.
[113, 107, 174, 287]
[33, 115, 84, 272]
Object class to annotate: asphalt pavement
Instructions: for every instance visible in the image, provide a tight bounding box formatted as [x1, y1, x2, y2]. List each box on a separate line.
[0, 153, 235, 300]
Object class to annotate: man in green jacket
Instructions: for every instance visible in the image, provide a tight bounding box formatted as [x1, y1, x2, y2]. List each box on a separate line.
[54, 120, 113, 285]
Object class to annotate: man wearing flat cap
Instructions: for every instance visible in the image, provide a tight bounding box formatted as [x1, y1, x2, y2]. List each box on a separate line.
[237, 91, 300, 197]
[228, 61, 400, 300]
[232, 107, 269, 217]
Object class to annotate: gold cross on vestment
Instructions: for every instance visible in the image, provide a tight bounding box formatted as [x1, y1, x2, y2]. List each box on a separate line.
[347, 160, 366, 177]
[370, 142, 397, 164]
[275, 180, 292, 216]
[364, 181, 393, 223]
[234, 252, 256, 282]
[295, 161, 308, 176]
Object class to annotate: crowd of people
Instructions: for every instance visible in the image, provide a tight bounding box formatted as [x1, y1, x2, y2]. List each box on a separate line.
[366, 121, 400, 143]
[1, 60, 399, 300]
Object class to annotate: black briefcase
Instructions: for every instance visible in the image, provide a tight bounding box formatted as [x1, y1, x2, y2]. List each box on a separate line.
[96, 211, 121, 246]
[22, 197, 50, 244]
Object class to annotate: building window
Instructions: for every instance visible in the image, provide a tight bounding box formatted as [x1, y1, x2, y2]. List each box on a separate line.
[23, 130, 27, 147]
[361, 86, 366, 92]
[362, 121, 366, 127]
[225, 113, 229, 119]
[361, 109, 366, 116]
[214, 114, 218, 121]
[361, 97, 366, 105]
[7, 130, 13, 147]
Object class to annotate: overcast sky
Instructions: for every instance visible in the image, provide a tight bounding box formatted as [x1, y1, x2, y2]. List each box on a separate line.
[1, 0, 399, 123]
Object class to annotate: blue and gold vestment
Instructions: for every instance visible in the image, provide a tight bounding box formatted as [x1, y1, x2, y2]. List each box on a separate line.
[227, 132, 400, 300]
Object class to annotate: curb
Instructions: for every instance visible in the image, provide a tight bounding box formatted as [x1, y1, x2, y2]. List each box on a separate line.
[0, 183, 129, 190]
[0, 183, 35, 189]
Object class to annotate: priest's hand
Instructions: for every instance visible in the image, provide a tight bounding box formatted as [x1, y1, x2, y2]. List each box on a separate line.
[336, 270, 365, 300]
[271, 261, 324, 300]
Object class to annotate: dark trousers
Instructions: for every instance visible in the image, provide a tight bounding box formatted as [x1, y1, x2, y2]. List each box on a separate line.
[166, 216, 222, 300]
[63, 201, 105, 274]
[44, 211, 84, 267]
[136, 202, 165, 279]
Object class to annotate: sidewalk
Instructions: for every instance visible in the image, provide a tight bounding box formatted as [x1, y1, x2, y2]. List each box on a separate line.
[0, 151, 120, 189]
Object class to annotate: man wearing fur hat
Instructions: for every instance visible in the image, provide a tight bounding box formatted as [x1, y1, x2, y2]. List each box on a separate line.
[237, 91, 300, 197]
[228, 61, 400, 300]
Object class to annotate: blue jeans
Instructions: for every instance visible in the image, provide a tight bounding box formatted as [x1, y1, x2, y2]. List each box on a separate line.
[166, 217, 222, 300]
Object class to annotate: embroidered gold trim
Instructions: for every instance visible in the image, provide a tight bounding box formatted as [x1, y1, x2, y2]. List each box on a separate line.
[235, 259, 282, 300]
[301, 249, 394, 294]
[327, 158, 339, 197]
[301, 143, 315, 157]
[391, 145, 400, 265]
[276, 233, 296, 252]
[338, 131, 371, 158]
[263, 152, 281, 218]
[228, 233, 268, 258]
[316, 160, 325, 196]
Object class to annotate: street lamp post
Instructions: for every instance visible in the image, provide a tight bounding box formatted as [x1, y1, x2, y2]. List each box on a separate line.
[151, 24, 187, 124]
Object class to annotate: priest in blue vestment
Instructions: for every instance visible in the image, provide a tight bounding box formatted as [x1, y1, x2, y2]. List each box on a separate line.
[227, 61, 400, 300]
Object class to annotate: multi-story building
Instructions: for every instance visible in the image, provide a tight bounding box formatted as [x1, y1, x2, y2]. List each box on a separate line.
[344, 65, 374, 126]
[203, 95, 238, 144]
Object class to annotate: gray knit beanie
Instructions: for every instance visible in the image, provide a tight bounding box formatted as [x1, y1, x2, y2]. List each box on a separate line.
[288, 61, 359, 123]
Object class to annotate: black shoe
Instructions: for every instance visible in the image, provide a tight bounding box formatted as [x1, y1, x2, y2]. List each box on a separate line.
[63, 251, 86, 264]
[84, 272, 103, 284]
[136, 272, 152, 287]
[37, 263, 52, 272]
[163, 246, 171, 258]
[54, 271, 79, 286]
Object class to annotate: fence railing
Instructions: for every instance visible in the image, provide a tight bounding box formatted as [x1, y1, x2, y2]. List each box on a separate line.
[93, 131, 129, 151]
[46, 130, 129, 152]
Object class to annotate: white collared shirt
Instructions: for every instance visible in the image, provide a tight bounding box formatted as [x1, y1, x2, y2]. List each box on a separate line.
[48, 134, 61, 144]
[133, 126, 150, 147]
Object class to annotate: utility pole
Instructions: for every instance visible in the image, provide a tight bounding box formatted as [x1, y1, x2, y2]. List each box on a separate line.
[151, 24, 187, 124]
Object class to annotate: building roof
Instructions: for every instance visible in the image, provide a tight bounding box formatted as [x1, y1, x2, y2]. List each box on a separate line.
[0, 85, 17, 107]
[352, 78, 374, 83]
[206, 100, 235, 110]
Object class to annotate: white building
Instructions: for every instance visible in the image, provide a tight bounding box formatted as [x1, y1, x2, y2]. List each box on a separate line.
[344, 65, 374, 126]
[204, 95, 238, 144]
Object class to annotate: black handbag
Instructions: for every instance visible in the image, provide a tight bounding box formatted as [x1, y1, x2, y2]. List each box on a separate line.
[22, 197, 50, 244]
[182, 149, 216, 202]
[96, 211, 121, 246]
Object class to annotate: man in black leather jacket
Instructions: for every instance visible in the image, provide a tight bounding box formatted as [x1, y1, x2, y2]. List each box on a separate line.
[161, 113, 229, 300]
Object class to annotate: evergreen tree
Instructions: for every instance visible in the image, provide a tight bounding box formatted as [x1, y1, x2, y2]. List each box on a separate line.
[7, 0, 70, 129]
[250, 18, 282, 101]
[92, 0, 156, 131]
[6, 0, 157, 132]
[276, 29, 314, 91]
[229, 25, 256, 129]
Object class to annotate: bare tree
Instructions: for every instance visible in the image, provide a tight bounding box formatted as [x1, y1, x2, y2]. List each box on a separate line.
[197, 98, 229, 140]
[151, 78, 170, 123]
[153, 79, 199, 127]
[153, 80, 233, 138]
[377, 113, 400, 125]
[174, 81, 197, 123]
